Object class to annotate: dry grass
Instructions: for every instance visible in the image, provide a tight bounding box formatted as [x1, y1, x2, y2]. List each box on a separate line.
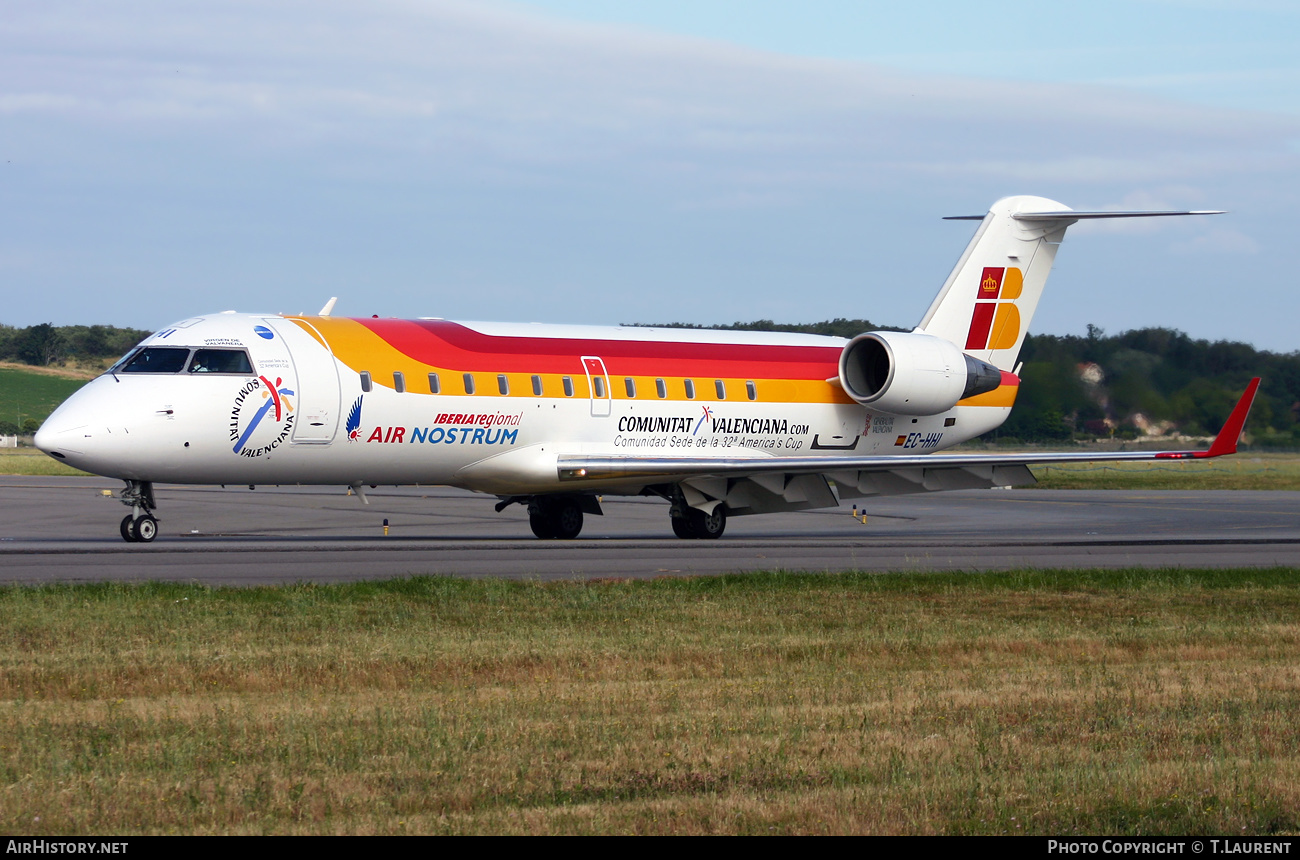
[1031, 453, 1300, 490]
[0, 360, 103, 381]
[0, 448, 91, 476]
[2, 570, 1300, 835]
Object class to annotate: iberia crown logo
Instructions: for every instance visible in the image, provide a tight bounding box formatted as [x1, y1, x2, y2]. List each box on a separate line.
[966, 266, 1024, 351]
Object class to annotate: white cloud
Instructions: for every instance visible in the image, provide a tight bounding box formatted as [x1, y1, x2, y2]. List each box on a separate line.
[0, 0, 1296, 348]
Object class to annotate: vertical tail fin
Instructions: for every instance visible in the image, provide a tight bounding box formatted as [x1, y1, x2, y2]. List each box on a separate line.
[917, 195, 1071, 372]
[917, 196, 1224, 371]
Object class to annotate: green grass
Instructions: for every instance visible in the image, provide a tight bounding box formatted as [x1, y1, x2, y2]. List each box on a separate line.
[1031, 453, 1300, 490]
[3, 569, 1300, 835]
[0, 365, 89, 428]
[0, 448, 91, 476]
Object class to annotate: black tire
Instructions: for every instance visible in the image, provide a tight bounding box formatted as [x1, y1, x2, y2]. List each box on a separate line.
[688, 506, 726, 539]
[552, 499, 584, 540]
[529, 511, 557, 539]
[671, 516, 696, 539]
[134, 514, 158, 543]
[120, 515, 138, 543]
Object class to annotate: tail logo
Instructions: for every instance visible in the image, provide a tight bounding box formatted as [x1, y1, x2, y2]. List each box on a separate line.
[966, 266, 1023, 351]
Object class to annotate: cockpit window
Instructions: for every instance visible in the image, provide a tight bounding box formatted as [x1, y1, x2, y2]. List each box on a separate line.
[187, 349, 254, 375]
[108, 347, 143, 373]
[118, 347, 192, 374]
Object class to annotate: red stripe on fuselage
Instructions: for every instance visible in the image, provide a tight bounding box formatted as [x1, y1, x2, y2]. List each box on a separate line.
[355, 318, 843, 380]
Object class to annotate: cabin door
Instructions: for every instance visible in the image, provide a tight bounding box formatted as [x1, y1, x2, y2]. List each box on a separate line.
[264, 318, 342, 443]
[581, 356, 612, 418]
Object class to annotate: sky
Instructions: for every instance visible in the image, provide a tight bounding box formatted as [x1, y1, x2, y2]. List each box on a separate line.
[2, 0, 1298, 349]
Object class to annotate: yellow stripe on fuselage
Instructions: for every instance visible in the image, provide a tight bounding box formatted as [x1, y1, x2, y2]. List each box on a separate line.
[289, 316, 859, 406]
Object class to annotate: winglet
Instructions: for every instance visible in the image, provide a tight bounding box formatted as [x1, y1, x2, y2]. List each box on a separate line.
[319, 297, 338, 316]
[1203, 377, 1260, 457]
[1157, 378, 1260, 459]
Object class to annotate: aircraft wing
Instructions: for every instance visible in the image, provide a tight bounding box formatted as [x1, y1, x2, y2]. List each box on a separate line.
[554, 379, 1259, 512]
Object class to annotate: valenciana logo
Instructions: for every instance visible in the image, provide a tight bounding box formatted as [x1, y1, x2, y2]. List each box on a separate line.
[230, 376, 296, 457]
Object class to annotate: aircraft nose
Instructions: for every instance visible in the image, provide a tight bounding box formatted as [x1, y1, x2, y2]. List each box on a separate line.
[34, 406, 91, 460]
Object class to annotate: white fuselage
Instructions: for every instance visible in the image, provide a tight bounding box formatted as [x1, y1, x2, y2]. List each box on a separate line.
[36, 312, 1010, 496]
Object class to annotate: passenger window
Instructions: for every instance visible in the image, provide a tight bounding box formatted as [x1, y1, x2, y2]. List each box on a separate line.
[428, 373, 440, 394]
[120, 347, 190, 374]
[746, 380, 757, 401]
[531, 375, 543, 396]
[593, 376, 606, 398]
[498, 374, 509, 395]
[463, 373, 476, 395]
[188, 349, 253, 375]
[625, 377, 636, 398]
[360, 372, 372, 393]
[655, 378, 667, 399]
[684, 379, 695, 399]
[562, 376, 574, 397]
[715, 379, 726, 399]
[394, 371, 405, 393]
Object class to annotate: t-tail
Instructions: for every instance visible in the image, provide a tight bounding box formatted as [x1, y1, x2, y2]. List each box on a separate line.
[916, 195, 1224, 371]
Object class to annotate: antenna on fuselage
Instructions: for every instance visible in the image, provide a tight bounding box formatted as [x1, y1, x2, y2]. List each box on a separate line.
[318, 297, 338, 316]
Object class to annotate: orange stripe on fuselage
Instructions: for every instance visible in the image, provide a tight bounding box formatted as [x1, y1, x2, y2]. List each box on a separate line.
[289, 316, 1019, 409]
[957, 371, 1019, 408]
[290, 316, 859, 405]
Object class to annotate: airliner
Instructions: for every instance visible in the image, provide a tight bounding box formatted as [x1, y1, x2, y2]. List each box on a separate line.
[35, 195, 1256, 543]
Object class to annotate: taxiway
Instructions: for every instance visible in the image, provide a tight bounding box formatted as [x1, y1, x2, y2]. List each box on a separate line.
[1, 477, 1297, 583]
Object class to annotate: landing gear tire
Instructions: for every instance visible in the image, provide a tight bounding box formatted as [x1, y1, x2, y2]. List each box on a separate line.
[530, 511, 557, 539]
[688, 506, 726, 539]
[120, 515, 138, 543]
[552, 499, 584, 540]
[133, 514, 158, 543]
[671, 506, 726, 539]
[529, 497, 585, 540]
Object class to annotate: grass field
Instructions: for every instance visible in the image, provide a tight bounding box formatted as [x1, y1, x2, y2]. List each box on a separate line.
[0, 363, 91, 428]
[0, 448, 91, 476]
[3, 569, 1300, 835]
[1030, 453, 1300, 490]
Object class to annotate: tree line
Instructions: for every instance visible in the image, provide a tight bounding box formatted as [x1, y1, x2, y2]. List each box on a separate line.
[1000, 326, 1298, 445]
[0, 323, 152, 368]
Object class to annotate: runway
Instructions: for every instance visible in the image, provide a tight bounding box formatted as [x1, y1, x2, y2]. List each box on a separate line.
[1, 476, 1298, 584]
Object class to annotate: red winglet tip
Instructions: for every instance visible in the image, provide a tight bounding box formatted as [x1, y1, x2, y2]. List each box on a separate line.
[1204, 378, 1260, 458]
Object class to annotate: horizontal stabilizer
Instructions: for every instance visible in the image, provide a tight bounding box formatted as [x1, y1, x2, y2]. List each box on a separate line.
[944, 210, 1225, 221]
[1013, 210, 1226, 221]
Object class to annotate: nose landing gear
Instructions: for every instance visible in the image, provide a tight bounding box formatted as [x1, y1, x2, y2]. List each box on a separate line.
[118, 480, 159, 543]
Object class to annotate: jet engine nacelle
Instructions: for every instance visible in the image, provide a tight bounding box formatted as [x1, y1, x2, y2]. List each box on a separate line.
[838, 331, 1002, 416]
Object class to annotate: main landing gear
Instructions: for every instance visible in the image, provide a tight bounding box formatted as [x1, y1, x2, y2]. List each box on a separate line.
[528, 496, 586, 540]
[497, 491, 727, 540]
[118, 480, 159, 543]
[493, 494, 603, 539]
[670, 505, 726, 539]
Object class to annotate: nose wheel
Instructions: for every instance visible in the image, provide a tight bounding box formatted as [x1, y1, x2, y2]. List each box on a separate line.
[117, 480, 159, 543]
[120, 513, 159, 543]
